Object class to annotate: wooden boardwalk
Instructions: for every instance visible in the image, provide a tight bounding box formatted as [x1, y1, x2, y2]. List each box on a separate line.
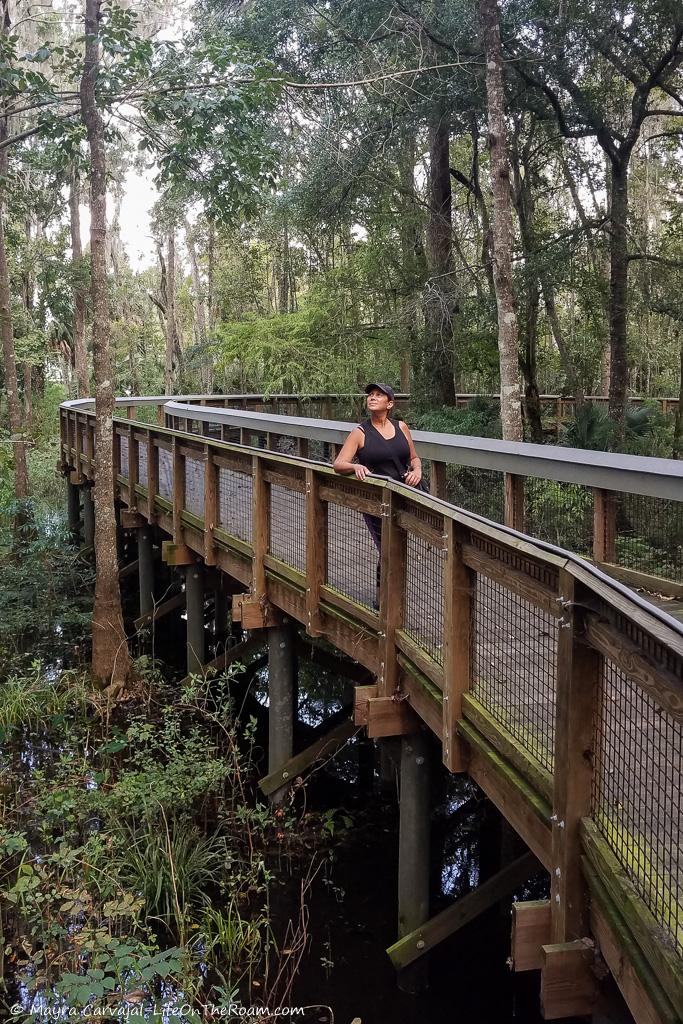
[64, 401, 683, 1024]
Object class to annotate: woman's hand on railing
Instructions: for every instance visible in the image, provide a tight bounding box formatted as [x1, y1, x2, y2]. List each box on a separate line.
[353, 464, 371, 481]
[404, 467, 422, 488]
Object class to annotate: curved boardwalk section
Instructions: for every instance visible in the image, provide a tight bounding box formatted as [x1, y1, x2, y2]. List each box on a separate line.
[61, 394, 683, 1024]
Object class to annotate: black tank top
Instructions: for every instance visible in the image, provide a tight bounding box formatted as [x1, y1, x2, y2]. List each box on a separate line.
[356, 418, 411, 481]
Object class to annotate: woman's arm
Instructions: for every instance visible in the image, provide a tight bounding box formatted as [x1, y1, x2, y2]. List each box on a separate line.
[399, 421, 422, 486]
[333, 427, 370, 480]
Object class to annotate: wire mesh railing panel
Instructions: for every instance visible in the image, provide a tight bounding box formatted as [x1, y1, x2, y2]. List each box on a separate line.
[307, 439, 334, 463]
[184, 457, 204, 516]
[326, 502, 378, 609]
[269, 484, 306, 573]
[119, 434, 129, 478]
[138, 441, 148, 487]
[472, 575, 557, 772]
[445, 465, 505, 523]
[592, 658, 682, 956]
[218, 469, 253, 543]
[402, 533, 444, 665]
[158, 448, 173, 499]
[615, 493, 683, 583]
[525, 478, 593, 557]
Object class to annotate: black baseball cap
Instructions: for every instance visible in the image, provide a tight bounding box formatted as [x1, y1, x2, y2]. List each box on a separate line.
[365, 382, 395, 400]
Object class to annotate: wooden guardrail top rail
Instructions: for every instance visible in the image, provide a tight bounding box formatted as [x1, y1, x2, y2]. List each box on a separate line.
[162, 400, 683, 500]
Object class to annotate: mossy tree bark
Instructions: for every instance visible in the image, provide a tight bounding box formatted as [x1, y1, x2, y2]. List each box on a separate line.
[480, 0, 523, 441]
[80, 0, 130, 689]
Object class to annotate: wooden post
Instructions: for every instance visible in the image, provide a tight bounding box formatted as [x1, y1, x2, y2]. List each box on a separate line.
[397, 730, 431, 994]
[82, 483, 95, 548]
[593, 488, 616, 564]
[551, 568, 600, 943]
[146, 432, 158, 524]
[172, 438, 185, 545]
[67, 480, 80, 545]
[137, 526, 155, 618]
[442, 519, 472, 772]
[185, 560, 205, 675]
[429, 460, 447, 499]
[267, 623, 296, 804]
[128, 425, 138, 506]
[156, 404, 165, 426]
[504, 472, 525, 532]
[378, 489, 407, 697]
[204, 448, 217, 566]
[251, 455, 269, 601]
[73, 415, 83, 483]
[298, 437, 309, 459]
[305, 468, 326, 636]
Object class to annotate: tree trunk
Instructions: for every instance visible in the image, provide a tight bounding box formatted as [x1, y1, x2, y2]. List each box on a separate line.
[69, 165, 89, 397]
[165, 231, 177, 393]
[608, 159, 629, 435]
[80, 0, 130, 689]
[423, 107, 457, 405]
[185, 219, 211, 391]
[480, 0, 523, 441]
[278, 220, 289, 314]
[539, 276, 585, 406]
[0, 126, 29, 530]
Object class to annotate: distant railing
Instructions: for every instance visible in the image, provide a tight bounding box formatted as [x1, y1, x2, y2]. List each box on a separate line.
[60, 393, 683, 1018]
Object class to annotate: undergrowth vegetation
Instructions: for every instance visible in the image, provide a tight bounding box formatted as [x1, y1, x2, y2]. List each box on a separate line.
[0, 658, 338, 1021]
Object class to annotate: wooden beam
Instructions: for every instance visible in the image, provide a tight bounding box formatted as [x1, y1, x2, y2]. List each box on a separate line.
[593, 487, 616, 564]
[161, 540, 195, 566]
[305, 467, 327, 636]
[442, 520, 472, 772]
[504, 472, 525, 532]
[120, 510, 146, 529]
[461, 543, 560, 617]
[511, 900, 551, 971]
[252, 455, 269, 600]
[353, 684, 378, 726]
[118, 558, 140, 580]
[581, 818, 683, 1013]
[387, 851, 540, 969]
[429, 460, 447, 499]
[133, 592, 184, 630]
[551, 570, 600, 943]
[583, 613, 683, 722]
[584, 858, 680, 1024]
[540, 940, 597, 1020]
[231, 593, 280, 630]
[259, 718, 357, 796]
[378, 489, 406, 697]
[366, 695, 420, 738]
[177, 636, 262, 687]
[204, 450, 217, 566]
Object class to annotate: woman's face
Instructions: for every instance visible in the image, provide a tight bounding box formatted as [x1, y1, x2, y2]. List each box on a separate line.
[366, 388, 393, 413]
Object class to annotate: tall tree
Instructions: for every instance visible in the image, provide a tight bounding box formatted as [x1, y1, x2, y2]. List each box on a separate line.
[0, 1, 29, 535]
[80, 0, 130, 689]
[69, 164, 89, 397]
[480, 0, 523, 440]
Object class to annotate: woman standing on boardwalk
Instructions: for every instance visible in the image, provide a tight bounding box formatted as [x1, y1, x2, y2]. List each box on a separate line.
[333, 384, 422, 601]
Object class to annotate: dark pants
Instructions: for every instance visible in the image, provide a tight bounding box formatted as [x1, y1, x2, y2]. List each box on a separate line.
[364, 514, 382, 589]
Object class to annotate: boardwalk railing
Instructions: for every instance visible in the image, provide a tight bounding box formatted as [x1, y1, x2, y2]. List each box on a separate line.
[61, 394, 682, 1021]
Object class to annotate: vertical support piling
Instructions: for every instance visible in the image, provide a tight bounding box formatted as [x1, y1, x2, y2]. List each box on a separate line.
[67, 480, 80, 544]
[137, 527, 155, 618]
[185, 561, 205, 675]
[268, 622, 296, 803]
[82, 484, 95, 548]
[397, 730, 431, 993]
